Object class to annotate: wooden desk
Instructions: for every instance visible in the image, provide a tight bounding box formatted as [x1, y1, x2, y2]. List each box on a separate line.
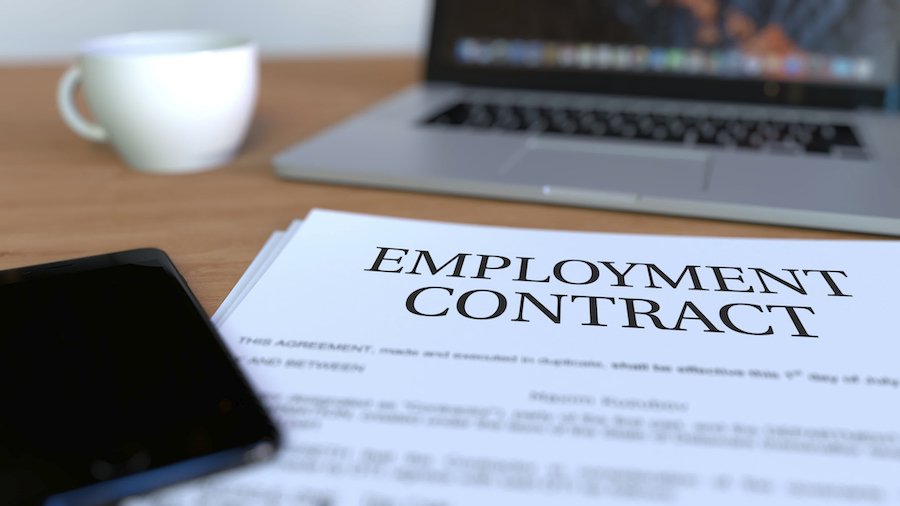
[0, 57, 876, 314]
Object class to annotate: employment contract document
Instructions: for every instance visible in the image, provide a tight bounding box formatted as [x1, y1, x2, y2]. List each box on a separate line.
[131, 210, 900, 505]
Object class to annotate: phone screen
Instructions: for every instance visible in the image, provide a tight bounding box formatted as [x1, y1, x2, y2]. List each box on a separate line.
[0, 249, 280, 506]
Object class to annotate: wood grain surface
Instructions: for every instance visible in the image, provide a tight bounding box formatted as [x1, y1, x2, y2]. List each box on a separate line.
[0, 57, 880, 314]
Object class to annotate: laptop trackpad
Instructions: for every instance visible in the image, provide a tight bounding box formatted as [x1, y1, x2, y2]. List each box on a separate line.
[505, 140, 710, 197]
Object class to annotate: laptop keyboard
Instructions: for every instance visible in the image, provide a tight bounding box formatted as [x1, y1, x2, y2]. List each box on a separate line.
[424, 100, 867, 159]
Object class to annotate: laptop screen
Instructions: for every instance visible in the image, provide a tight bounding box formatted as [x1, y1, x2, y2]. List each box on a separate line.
[427, 0, 900, 108]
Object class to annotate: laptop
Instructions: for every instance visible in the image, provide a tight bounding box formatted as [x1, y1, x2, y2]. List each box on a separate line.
[274, 0, 900, 236]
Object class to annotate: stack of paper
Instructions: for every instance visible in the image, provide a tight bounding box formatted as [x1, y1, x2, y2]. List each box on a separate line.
[130, 209, 900, 505]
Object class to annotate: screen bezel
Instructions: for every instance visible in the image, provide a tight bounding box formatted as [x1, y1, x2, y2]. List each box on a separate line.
[425, 0, 891, 110]
[0, 248, 281, 505]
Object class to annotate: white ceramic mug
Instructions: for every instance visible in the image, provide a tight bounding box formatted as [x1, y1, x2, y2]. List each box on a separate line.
[57, 31, 258, 173]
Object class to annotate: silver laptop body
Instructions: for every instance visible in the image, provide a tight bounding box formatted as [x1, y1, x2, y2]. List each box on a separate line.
[275, 0, 900, 236]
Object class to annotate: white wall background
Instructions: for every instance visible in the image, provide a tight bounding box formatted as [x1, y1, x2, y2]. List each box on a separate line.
[0, 0, 431, 62]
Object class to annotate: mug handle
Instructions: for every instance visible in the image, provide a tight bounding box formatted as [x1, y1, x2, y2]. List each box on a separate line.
[57, 64, 108, 142]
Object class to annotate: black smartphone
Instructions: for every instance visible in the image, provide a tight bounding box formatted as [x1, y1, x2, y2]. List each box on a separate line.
[0, 249, 280, 506]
